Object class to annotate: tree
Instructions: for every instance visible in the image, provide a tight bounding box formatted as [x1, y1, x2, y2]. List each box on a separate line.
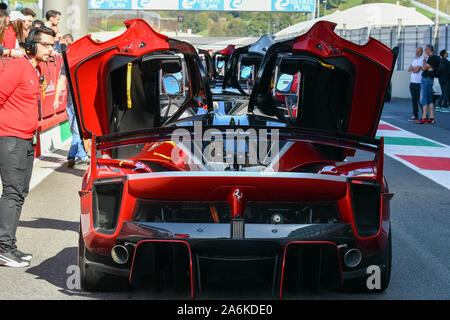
[196, 12, 209, 32]
[327, 0, 342, 8]
[208, 17, 228, 36]
[226, 17, 247, 37]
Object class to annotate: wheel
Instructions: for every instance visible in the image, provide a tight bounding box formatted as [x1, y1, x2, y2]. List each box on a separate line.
[342, 228, 392, 293]
[78, 224, 131, 292]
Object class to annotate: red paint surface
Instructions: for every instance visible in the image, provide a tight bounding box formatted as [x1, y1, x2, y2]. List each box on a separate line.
[66, 19, 170, 138]
[396, 155, 450, 171]
[377, 124, 399, 131]
[292, 21, 394, 138]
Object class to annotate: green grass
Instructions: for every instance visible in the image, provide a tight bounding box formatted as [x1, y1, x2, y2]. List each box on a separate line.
[327, 0, 450, 24]
[109, 25, 125, 31]
[339, 0, 365, 11]
[196, 29, 210, 36]
[412, 6, 450, 23]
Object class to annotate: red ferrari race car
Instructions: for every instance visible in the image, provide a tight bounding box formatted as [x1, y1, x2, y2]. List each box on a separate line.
[64, 19, 396, 298]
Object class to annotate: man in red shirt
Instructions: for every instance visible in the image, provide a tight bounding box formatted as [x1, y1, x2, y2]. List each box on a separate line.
[0, 26, 55, 268]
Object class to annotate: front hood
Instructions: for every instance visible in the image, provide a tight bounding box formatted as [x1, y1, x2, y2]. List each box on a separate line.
[248, 21, 397, 138]
[64, 19, 211, 138]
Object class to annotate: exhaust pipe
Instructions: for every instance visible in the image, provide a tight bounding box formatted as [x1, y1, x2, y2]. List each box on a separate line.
[343, 248, 362, 268]
[111, 245, 131, 265]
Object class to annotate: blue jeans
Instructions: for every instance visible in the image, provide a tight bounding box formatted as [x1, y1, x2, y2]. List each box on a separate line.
[420, 77, 434, 106]
[66, 103, 88, 160]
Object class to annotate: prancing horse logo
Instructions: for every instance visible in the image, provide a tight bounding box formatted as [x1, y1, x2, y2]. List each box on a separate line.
[233, 189, 242, 201]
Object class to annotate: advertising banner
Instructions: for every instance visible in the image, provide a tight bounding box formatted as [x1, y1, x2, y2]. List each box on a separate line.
[89, 0, 133, 9]
[178, 0, 224, 11]
[271, 0, 316, 12]
[88, 0, 315, 12]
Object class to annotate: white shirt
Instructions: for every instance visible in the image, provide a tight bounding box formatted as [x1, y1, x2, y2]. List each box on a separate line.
[410, 55, 423, 84]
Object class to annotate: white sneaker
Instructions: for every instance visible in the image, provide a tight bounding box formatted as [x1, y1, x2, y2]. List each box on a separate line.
[13, 249, 32, 261]
[0, 251, 30, 268]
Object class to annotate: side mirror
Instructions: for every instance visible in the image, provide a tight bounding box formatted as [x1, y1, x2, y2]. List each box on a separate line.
[276, 73, 294, 93]
[163, 75, 181, 95]
[240, 66, 252, 80]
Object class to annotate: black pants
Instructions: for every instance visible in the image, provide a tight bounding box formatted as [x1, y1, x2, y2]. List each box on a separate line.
[409, 82, 421, 118]
[436, 78, 449, 108]
[0, 136, 34, 252]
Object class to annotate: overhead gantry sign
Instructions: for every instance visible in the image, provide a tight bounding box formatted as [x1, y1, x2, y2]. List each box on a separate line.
[88, 0, 316, 12]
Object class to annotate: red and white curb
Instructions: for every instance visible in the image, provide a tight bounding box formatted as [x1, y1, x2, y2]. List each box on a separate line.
[377, 120, 450, 190]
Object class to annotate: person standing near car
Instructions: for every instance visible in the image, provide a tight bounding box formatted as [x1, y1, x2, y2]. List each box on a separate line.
[417, 45, 441, 124]
[408, 46, 423, 121]
[45, 10, 62, 52]
[435, 49, 449, 112]
[53, 39, 90, 169]
[0, 26, 55, 268]
[2, 11, 26, 51]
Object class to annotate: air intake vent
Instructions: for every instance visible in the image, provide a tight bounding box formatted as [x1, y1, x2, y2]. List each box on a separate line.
[92, 177, 125, 234]
[350, 180, 381, 237]
[134, 201, 231, 223]
[243, 202, 339, 224]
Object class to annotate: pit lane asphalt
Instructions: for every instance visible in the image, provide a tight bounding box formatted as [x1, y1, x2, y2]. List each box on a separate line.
[0, 99, 449, 300]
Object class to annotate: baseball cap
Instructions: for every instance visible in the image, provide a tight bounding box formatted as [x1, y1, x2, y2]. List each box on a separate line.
[9, 11, 27, 22]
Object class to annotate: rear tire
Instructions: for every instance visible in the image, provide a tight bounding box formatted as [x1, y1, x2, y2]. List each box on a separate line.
[78, 225, 131, 292]
[342, 228, 391, 293]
